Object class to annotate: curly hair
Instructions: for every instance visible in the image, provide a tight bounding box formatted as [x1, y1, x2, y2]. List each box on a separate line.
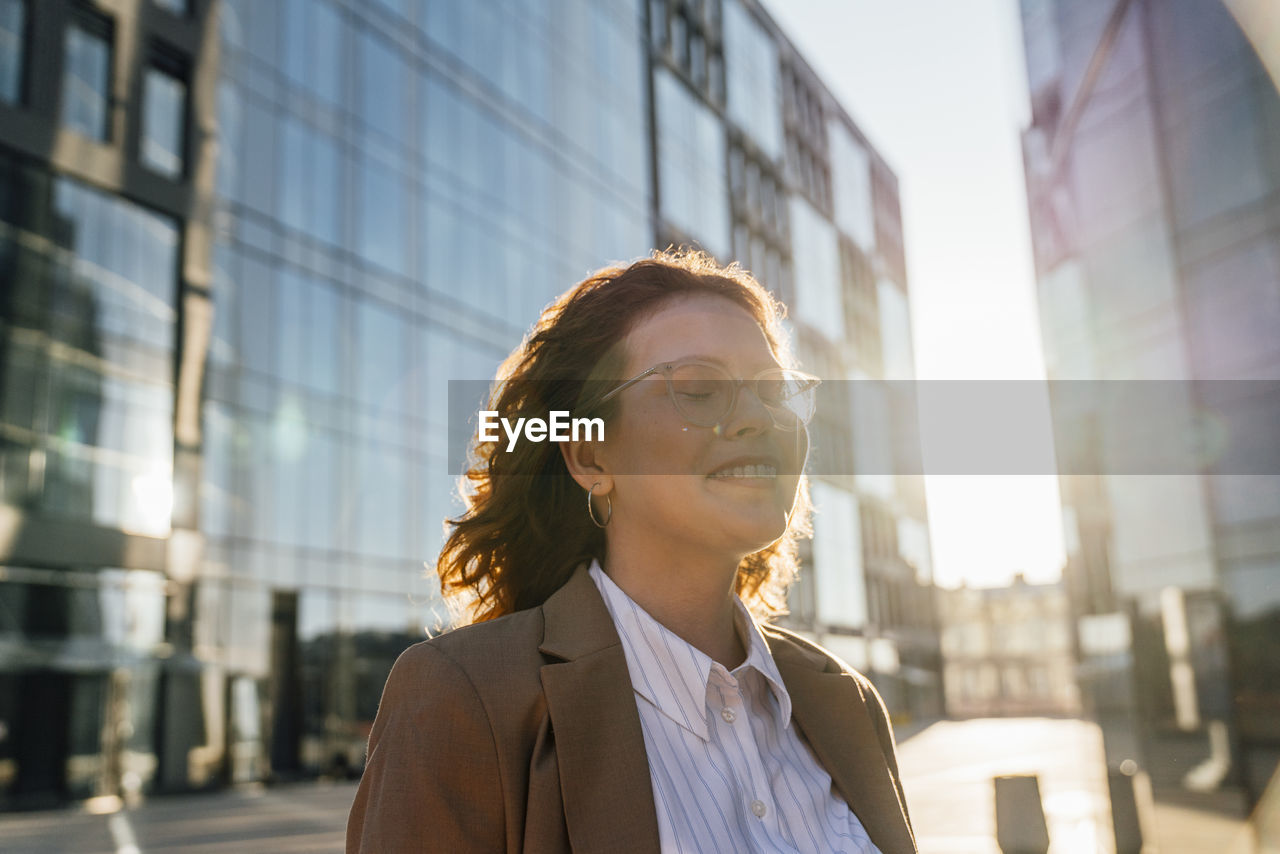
[435, 249, 813, 626]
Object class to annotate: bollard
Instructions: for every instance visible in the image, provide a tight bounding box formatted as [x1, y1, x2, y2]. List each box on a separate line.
[1108, 761, 1147, 854]
[994, 774, 1050, 854]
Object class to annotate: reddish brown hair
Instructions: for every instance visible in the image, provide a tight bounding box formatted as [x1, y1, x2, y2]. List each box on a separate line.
[435, 249, 812, 625]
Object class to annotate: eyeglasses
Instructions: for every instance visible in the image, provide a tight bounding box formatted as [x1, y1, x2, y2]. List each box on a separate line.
[597, 360, 821, 431]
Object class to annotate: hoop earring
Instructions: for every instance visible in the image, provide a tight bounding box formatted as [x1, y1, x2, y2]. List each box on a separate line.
[587, 482, 612, 528]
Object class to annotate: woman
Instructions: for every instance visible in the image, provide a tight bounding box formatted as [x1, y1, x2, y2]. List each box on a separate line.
[346, 251, 916, 853]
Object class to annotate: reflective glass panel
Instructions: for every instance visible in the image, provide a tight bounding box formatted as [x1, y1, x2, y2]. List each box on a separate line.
[356, 297, 408, 415]
[283, 0, 342, 103]
[354, 443, 407, 559]
[358, 30, 407, 143]
[357, 153, 407, 275]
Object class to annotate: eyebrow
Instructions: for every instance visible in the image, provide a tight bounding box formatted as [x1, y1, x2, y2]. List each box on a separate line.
[670, 354, 729, 368]
[666, 354, 786, 373]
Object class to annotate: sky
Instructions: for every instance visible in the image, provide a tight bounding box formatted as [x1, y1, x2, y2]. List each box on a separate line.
[760, 0, 1067, 588]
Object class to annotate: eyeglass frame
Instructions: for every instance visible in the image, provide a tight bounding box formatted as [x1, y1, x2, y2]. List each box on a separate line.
[594, 359, 822, 431]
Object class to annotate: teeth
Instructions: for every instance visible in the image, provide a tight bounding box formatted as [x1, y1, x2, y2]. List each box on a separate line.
[710, 464, 778, 479]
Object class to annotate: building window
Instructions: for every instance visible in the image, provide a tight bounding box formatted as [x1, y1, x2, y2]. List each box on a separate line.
[0, 0, 24, 104]
[141, 50, 187, 178]
[649, 0, 667, 49]
[62, 10, 113, 141]
[689, 31, 706, 87]
[654, 68, 732, 259]
[670, 10, 687, 68]
[153, 0, 188, 15]
[724, 0, 784, 161]
[654, 0, 724, 108]
[707, 51, 723, 104]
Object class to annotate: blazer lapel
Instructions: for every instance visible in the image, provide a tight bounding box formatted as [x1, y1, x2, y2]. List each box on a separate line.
[539, 566, 661, 854]
[769, 636, 918, 854]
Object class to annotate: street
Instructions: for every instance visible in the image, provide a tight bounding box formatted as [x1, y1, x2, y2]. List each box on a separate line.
[0, 718, 1255, 853]
[896, 718, 1256, 854]
[897, 718, 1115, 853]
[0, 781, 356, 854]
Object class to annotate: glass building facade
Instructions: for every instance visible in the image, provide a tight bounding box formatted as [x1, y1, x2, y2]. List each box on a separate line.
[0, 0, 935, 806]
[1019, 0, 1280, 809]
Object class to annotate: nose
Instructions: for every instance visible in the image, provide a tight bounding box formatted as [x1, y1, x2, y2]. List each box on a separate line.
[721, 380, 773, 438]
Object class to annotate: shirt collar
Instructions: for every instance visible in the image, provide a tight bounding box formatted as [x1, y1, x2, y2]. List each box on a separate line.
[731, 591, 794, 726]
[588, 559, 793, 741]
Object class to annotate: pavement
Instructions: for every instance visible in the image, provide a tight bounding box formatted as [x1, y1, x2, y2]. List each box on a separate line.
[0, 717, 1259, 853]
[0, 781, 357, 854]
[895, 717, 1257, 854]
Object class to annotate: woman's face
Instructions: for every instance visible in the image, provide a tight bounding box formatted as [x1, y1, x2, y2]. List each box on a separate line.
[596, 293, 809, 562]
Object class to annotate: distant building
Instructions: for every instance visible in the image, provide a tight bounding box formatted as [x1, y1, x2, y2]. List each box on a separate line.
[0, 0, 937, 806]
[939, 576, 1080, 718]
[1018, 0, 1280, 804]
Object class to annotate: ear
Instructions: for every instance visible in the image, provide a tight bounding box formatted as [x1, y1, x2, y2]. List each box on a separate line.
[560, 436, 613, 496]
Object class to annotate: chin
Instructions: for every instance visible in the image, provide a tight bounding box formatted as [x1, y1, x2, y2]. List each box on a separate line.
[695, 479, 797, 549]
[723, 507, 791, 554]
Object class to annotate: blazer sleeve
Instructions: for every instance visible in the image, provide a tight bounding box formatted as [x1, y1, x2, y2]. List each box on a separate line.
[346, 641, 506, 853]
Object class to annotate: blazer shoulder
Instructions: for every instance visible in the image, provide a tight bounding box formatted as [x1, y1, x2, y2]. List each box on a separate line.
[410, 606, 548, 694]
[762, 623, 857, 675]
[761, 624, 887, 703]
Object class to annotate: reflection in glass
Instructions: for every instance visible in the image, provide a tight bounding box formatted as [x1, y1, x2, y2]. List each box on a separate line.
[200, 401, 234, 538]
[358, 29, 406, 143]
[301, 428, 341, 551]
[283, 0, 342, 104]
[0, 169, 178, 534]
[354, 442, 408, 560]
[236, 254, 274, 376]
[357, 152, 408, 274]
[214, 82, 241, 200]
[279, 117, 342, 245]
[239, 99, 276, 215]
[356, 298, 408, 415]
[276, 270, 343, 396]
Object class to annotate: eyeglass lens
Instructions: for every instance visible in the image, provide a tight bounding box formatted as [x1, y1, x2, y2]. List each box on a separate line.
[667, 364, 816, 429]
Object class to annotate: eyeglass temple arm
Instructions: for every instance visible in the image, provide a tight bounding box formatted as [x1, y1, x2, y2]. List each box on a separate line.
[597, 365, 663, 404]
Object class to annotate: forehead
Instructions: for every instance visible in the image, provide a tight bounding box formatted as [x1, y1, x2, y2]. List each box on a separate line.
[622, 294, 777, 374]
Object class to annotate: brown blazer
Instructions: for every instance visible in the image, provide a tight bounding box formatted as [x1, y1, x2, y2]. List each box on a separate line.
[346, 565, 917, 853]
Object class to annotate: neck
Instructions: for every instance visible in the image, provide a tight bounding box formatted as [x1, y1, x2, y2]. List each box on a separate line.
[601, 532, 747, 669]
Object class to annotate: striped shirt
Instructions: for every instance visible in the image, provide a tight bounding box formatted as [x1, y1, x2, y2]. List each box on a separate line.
[588, 561, 881, 854]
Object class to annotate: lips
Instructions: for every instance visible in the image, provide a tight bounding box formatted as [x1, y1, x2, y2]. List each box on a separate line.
[707, 456, 782, 479]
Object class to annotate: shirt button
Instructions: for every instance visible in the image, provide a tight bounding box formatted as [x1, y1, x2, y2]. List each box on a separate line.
[720, 708, 736, 723]
[750, 799, 767, 818]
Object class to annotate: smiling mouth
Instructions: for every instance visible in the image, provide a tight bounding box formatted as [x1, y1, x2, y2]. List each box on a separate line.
[707, 464, 779, 479]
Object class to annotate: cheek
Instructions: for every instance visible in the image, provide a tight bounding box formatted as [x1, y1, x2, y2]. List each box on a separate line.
[636, 427, 710, 474]
[608, 409, 702, 474]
